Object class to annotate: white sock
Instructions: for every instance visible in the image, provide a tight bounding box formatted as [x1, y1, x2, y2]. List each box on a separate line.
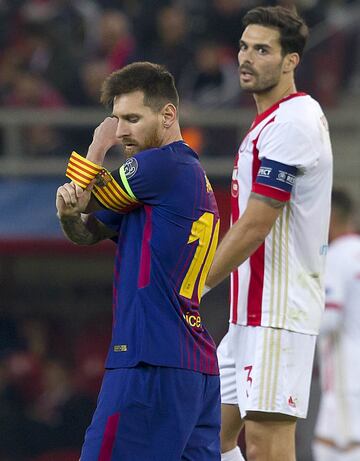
[312, 441, 338, 461]
[221, 446, 245, 461]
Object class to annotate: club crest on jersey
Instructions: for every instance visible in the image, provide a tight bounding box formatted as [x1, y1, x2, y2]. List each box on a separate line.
[123, 157, 138, 179]
[231, 166, 239, 198]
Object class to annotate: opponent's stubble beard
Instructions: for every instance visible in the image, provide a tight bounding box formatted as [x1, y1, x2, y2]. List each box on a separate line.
[240, 61, 283, 95]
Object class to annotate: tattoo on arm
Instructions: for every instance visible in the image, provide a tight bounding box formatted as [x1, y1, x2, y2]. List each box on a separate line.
[59, 214, 117, 245]
[250, 192, 286, 209]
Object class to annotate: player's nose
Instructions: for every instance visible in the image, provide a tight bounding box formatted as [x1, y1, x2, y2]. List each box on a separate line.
[115, 120, 130, 139]
[238, 49, 253, 66]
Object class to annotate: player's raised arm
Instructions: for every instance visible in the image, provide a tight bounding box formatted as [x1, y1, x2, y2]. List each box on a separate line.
[86, 116, 119, 166]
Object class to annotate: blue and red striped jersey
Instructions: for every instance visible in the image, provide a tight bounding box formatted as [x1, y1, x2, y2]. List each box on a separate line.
[95, 141, 220, 375]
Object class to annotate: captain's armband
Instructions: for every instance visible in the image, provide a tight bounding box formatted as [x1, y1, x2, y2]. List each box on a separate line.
[66, 151, 141, 213]
[66, 151, 104, 189]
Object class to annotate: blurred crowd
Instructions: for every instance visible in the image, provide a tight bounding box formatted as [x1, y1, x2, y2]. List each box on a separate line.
[0, 0, 359, 111]
[0, 2, 359, 460]
[0, 0, 359, 157]
[0, 312, 111, 461]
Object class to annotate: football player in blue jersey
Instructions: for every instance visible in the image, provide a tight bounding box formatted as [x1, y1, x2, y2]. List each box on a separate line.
[56, 62, 221, 461]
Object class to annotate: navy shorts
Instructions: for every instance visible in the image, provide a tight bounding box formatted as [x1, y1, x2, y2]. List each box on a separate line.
[80, 364, 220, 461]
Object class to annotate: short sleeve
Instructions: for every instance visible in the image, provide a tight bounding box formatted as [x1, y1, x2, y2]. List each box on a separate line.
[257, 121, 319, 172]
[112, 147, 175, 206]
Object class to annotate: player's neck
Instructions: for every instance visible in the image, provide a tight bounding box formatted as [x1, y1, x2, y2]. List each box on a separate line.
[254, 81, 297, 115]
[161, 125, 183, 146]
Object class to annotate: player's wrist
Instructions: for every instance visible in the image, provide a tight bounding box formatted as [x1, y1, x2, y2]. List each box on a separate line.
[87, 142, 110, 164]
[57, 210, 81, 221]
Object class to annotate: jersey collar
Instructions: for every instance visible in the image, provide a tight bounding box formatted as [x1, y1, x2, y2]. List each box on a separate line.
[252, 92, 308, 130]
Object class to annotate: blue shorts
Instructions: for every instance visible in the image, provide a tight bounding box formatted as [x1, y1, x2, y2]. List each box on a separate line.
[80, 364, 220, 461]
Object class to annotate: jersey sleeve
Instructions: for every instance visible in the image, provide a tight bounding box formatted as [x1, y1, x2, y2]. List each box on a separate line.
[66, 148, 175, 214]
[252, 121, 320, 201]
[257, 121, 319, 172]
[111, 147, 175, 206]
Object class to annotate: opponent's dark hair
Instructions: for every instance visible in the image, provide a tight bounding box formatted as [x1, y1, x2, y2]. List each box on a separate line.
[242, 6, 309, 57]
[331, 188, 354, 221]
[100, 61, 179, 111]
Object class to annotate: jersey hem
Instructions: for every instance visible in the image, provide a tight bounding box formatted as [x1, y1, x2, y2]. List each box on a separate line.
[229, 320, 319, 336]
[105, 359, 220, 376]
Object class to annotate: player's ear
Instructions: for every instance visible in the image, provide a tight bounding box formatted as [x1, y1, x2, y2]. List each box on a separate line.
[161, 103, 177, 128]
[283, 52, 300, 73]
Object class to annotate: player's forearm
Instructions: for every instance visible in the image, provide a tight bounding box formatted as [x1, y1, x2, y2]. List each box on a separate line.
[58, 213, 102, 245]
[86, 142, 108, 166]
[206, 219, 265, 288]
[86, 117, 118, 165]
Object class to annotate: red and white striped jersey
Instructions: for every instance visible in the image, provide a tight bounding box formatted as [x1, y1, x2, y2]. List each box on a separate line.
[230, 93, 333, 334]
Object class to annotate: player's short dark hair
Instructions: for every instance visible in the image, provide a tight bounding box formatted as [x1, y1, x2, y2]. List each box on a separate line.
[100, 61, 179, 112]
[331, 188, 354, 220]
[242, 6, 309, 58]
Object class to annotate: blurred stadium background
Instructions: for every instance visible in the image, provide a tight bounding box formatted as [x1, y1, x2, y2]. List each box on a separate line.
[0, 0, 359, 460]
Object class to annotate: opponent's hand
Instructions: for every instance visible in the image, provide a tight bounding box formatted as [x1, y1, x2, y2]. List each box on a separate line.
[56, 182, 93, 218]
[87, 117, 119, 165]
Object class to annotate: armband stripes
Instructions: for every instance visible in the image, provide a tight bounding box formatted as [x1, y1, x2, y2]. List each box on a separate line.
[66, 151, 140, 213]
[66, 151, 103, 189]
[93, 180, 139, 213]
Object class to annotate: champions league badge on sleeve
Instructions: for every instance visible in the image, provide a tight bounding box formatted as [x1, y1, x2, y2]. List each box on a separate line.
[123, 157, 138, 179]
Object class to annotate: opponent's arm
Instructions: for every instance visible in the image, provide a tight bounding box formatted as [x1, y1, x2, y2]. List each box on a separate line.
[205, 193, 284, 289]
[56, 182, 117, 245]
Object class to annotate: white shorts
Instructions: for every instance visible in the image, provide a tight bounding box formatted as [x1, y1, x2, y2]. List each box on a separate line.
[314, 391, 360, 447]
[217, 323, 317, 419]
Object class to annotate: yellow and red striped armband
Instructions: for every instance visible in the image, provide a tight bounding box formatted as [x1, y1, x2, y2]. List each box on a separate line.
[92, 177, 140, 213]
[66, 151, 103, 189]
[65, 151, 140, 213]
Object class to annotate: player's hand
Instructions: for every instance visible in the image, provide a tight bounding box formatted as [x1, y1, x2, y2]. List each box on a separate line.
[56, 182, 93, 218]
[87, 117, 119, 165]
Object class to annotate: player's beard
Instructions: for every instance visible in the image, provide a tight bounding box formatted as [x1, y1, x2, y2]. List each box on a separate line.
[240, 63, 283, 94]
[122, 126, 163, 158]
